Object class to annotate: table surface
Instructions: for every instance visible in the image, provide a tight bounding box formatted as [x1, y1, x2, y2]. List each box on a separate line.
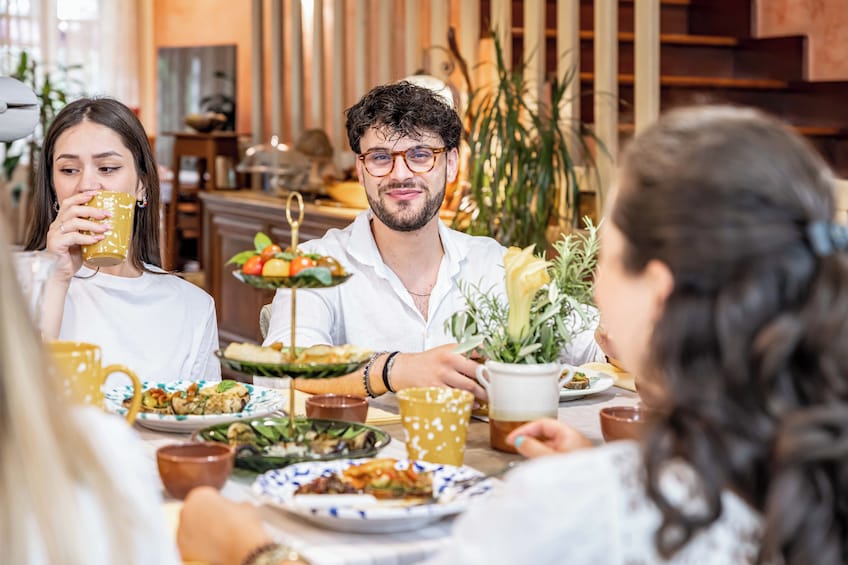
[140, 385, 639, 565]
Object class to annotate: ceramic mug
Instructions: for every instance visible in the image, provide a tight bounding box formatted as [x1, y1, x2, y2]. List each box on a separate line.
[48, 341, 143, 424]
[397, 387, 474, 466]
[81, 190, 136, 267]
[475, 361, 575, 453]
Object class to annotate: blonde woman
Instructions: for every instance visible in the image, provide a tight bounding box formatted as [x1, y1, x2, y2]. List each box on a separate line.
[2, 235, 180, 564]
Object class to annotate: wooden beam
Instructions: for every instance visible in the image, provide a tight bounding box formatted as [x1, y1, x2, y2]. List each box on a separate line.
[635, 0, 660, 132]
[594, 0, 619, 215]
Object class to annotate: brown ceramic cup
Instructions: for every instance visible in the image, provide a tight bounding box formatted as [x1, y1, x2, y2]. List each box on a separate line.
[599, 405, 654, 442]
[305, 394, 369, 423]
[156, 442, 234, 500]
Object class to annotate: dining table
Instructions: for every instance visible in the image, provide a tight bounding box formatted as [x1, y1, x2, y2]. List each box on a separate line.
[137, 381, 640, 565]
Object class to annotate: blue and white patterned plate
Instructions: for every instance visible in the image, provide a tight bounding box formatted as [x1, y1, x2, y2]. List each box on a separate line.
[104, 380, 285, 433]
[253, 458, 495, 533]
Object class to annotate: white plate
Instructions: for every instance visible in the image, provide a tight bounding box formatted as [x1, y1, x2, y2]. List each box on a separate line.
[254, 458, 495, 533]
[560, 366, 615, 401]
[104, 380, 285, 433]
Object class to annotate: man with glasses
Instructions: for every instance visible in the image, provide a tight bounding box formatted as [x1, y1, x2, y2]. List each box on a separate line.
[263, 81, 604, 399]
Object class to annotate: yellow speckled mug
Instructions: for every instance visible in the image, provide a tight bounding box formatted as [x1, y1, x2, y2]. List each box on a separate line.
[397, 387, 473, 466]
[81, 190, 135, 267]
[48, 341, 142, 424]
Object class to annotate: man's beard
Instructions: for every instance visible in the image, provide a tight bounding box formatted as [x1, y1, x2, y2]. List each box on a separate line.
[366, 178, 445, 232]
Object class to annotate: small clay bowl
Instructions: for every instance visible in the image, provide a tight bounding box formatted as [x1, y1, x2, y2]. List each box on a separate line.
[156, 442, 234, 500]
[305, 394, 369, 423]
[599, 405, 654, 442]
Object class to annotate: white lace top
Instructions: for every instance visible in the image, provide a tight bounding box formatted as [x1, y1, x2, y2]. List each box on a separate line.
[427, 441, 762, 565]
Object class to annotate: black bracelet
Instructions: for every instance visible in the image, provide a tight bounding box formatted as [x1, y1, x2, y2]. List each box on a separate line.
[382, 351, 401, 393]
[362, 351, 384, 398]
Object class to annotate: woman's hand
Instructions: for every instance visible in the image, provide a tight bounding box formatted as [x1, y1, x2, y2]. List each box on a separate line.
[507, 418, 591, 458]
[46, 190, 109, 281]
[390, 344, 487, 401]
[178, 487, 274, 565]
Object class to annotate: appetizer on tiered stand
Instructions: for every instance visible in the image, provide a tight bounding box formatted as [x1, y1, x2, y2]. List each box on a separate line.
[216, 192, 372, 439]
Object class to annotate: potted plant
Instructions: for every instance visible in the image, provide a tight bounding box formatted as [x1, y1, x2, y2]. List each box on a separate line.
[448, 220, 600, 452]
[1, 51, 80, 242]
[450, 32, 602, 251]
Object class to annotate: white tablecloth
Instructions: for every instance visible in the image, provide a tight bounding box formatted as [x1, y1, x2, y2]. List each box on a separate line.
[138, 386, 640, 564]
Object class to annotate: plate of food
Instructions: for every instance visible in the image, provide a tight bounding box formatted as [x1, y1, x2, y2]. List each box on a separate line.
[104, 380, 285, 433]
[227, 232, 352, 289]
[218, 342, 372, 379]
[560, 366, 615, 401]
[253, 458, 495, 533]
[193, 417, 391, 473]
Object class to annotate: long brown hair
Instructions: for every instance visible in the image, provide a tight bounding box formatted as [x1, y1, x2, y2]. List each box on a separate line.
[24, 97, 161, 269]
[614, 106, 848, 564]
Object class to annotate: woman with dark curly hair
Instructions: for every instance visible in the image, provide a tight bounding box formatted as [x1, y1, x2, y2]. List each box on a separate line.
[175, 106, 847, 564]
[492, 105, 848, 564]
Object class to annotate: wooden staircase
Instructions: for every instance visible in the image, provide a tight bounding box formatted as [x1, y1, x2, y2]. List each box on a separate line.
[487, 0, 848, 177]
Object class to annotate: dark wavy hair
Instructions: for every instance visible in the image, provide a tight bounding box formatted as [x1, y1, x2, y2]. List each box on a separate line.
[345, 81, 462, 153]
[24, 97, 161, 270]
[613, 106, 848, 564]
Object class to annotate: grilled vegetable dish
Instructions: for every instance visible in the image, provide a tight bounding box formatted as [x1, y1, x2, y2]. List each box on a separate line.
[124, 380, 249, 416]
[294, 458, 434, 500]
[563, 371, 590, 390]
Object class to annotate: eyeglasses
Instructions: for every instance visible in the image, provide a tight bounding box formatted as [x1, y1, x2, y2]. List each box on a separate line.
[358, 146, 447, 178]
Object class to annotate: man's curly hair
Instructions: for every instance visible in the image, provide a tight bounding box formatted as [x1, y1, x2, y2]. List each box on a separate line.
[345, 81, 461, 153]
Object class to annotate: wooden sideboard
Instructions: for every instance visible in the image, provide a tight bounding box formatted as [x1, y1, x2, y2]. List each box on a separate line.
[200, 191, 359, 347]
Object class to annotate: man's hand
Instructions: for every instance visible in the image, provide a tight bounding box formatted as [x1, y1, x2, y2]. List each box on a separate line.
[507, 418, 591, 458]
[389, 344, 487, 401]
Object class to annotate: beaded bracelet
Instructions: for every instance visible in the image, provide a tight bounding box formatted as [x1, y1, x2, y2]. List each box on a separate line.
[242, 542, 305, 565]
[361, 351, 384, 398]
[382, 351, 401, 393]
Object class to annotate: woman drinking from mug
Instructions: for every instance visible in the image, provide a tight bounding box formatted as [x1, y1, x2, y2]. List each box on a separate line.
[25, 97, 220, 382]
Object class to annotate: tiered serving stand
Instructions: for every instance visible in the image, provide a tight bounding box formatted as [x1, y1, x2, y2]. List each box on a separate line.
[217, 192, 367, 435]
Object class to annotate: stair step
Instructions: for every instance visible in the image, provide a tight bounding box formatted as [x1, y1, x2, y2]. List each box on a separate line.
[580, 73, 788, 90]
[618, 123, 848, 138]
[576, 31, 736, 46]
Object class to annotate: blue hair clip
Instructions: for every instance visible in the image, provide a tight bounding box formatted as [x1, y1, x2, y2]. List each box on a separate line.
[806, 221, 848, 256]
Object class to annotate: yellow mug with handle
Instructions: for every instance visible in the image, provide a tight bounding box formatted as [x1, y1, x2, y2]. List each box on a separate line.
[48, 341, 143, 424]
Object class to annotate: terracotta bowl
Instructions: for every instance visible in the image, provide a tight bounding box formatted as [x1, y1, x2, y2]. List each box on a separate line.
[599, 405, 654, 442]
[156, 442, 234, 500]
[305, 394, 369, 423]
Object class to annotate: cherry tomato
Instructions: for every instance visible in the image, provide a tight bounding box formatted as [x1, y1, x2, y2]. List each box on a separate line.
[317, 255, 345, 276]
[289, 256, 316, 276]
[260, 243, 283, 262]
[262, 258, 291, 277]
[242, 255, 265, 275]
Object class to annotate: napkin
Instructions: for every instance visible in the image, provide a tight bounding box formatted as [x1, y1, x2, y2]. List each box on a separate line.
[580, 362, 637, 393]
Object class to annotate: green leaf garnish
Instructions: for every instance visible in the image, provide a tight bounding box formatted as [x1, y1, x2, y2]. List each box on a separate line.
[226, 250, 258, 266]
[216, 380, 237, 393]
[293, 266, 332, 285]
[254, 232, 273, 252]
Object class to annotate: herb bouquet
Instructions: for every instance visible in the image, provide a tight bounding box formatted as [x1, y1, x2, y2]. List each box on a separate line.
[448, 220, 600, 364]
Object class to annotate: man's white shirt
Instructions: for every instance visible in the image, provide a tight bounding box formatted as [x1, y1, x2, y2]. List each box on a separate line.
[263, 210, 603, 364]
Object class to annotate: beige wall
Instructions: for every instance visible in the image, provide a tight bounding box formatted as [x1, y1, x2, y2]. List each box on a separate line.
[757, 0, 848, 81]
[153, 0, 257, 135]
